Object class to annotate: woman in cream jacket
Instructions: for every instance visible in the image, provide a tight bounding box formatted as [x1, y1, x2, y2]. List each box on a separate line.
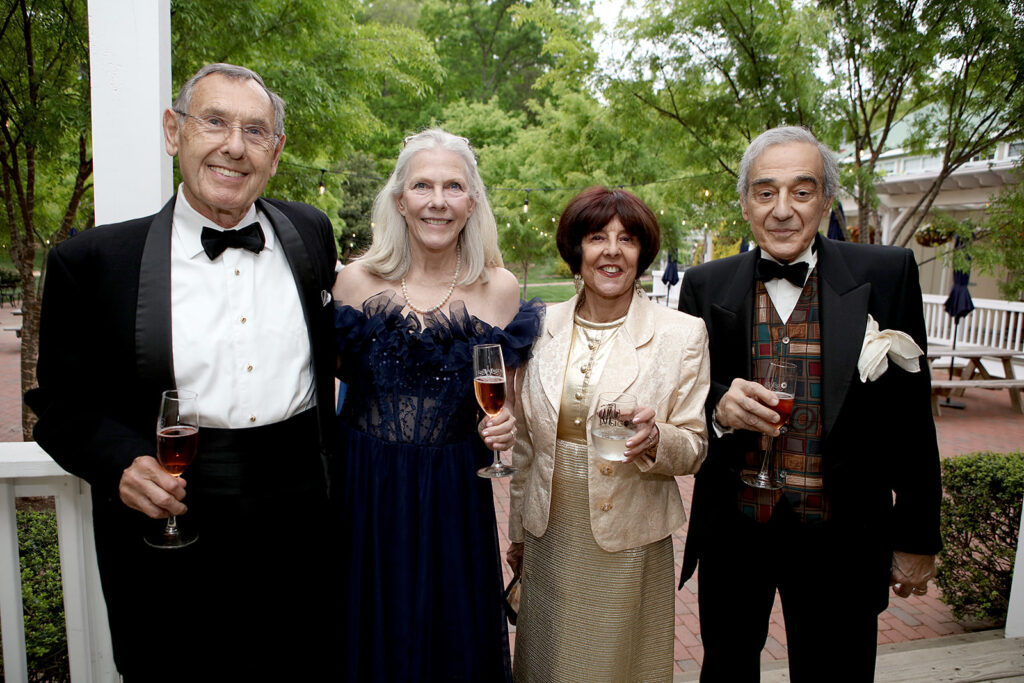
[507, 187, 710, 682]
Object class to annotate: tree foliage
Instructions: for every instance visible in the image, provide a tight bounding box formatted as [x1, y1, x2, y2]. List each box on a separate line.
[0, 0, 93, 438]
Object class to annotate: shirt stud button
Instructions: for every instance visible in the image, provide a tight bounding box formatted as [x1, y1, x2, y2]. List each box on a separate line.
[234, 269, 240, 276]
[247, 364, 254, 372]
[241, 316, 247, 324]
[249, 415, 256, 423]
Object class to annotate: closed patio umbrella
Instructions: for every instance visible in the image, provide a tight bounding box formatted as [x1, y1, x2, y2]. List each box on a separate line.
[661, 252, 680, 306]
[942, 239, 975, 407]
[827, 204, 846, 241]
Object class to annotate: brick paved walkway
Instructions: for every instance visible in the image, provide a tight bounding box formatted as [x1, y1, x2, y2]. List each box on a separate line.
[3, 302, 1022, 675]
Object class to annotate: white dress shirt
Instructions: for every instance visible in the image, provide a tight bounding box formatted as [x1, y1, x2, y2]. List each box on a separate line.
[170, 187, 315, 429]
[760, 243, 817, 323]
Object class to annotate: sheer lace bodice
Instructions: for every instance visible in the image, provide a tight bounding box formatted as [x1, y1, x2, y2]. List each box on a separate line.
[334, 290, 544, 446]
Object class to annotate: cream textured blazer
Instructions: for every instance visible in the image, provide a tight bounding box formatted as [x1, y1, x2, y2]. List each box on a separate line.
[509, 290, 710, 553]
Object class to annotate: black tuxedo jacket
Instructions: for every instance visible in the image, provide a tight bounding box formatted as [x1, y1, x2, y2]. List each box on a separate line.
[27, 195, 338, 498]
[677, 236, 941, 604]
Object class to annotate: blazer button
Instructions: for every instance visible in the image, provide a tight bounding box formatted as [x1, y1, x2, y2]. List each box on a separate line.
[600, 502, 613, 512]
[575, 391, 583, 400]
[573, 418, 581, 425]
[600, 465, 613, 475]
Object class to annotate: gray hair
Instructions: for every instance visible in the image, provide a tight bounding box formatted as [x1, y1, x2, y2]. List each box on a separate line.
[172, 63, 286, 136]
[359, 128, 503, 284]
[736, 126, 838, 201]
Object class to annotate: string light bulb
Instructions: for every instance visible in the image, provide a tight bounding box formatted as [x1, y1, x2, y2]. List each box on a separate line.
[703, 188, 711, 198]
[523, 190, 530, 213]
[317, 169, 326, 196]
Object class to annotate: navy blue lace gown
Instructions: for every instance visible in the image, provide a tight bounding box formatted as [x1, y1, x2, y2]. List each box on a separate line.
[333, 291, 544, 682]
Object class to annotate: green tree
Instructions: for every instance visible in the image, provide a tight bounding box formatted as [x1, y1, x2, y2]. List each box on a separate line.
[822, 0, 945, 243]
[885, 0, 1024, 247]
[334, 153, 381, 263]
[0, 0, 93, 438]
[170, 0, 442, 203]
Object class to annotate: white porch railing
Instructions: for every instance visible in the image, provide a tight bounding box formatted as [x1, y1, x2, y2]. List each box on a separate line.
[923, 293, 1024, 352]
[0, 442, 116, 683]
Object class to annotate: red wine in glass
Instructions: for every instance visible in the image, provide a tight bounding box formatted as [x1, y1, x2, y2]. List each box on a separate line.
[741, 361, 796, 490]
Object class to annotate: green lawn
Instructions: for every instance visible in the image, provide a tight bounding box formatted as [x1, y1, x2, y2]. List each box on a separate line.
[521, 283, 574, 303]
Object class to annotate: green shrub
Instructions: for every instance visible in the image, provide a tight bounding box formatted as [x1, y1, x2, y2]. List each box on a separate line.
[937, 451, 1024, 623]
[0, 509, 70, 682]
[552, 260, 573, 279]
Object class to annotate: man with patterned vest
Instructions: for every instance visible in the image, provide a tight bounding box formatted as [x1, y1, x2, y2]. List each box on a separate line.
[678, 126, 941, 682]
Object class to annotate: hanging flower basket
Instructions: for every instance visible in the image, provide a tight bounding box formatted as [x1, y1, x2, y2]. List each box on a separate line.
[915, 223, 952, 247]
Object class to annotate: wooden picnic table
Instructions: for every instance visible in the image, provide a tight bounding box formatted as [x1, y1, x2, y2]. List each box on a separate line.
[927, 346, 1024, 416]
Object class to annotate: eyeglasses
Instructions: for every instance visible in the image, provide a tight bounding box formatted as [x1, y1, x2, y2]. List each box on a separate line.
[174, 110, 280, 152]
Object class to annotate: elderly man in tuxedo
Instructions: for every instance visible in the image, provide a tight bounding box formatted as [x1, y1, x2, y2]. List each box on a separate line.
[678, 126, 941, 682]
[27, 63, 338, 680]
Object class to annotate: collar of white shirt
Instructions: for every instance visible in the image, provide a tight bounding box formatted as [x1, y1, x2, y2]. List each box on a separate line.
[172, 186, 276, 260]
[760, 241, 817, 323]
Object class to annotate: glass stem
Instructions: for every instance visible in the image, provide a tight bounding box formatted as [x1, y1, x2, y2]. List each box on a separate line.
[165, 514, 180, 537]
[758, 437, 775, 479]
[492, 449, 502, 467]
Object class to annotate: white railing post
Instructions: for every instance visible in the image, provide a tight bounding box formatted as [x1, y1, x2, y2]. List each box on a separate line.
[0, 478, 29, 683]
[0, 443, 117, 682]
[1006, 502, 1024, 638]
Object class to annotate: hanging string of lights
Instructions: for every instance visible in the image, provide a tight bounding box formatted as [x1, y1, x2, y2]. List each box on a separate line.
[277, 159, 728, 205]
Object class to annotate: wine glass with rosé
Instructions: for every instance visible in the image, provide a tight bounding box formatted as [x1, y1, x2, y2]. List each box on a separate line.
[741, 361, 796, 490]
[473, 344, 516, 478]
[145, 389, 200, 548]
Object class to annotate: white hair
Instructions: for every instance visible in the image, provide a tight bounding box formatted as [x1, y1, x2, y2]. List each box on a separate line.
[737, 126, 839, 201]
[358, 128, 502, 284]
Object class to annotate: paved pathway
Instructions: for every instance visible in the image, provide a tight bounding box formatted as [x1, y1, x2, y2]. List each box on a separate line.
[3, 302, 1023, 675]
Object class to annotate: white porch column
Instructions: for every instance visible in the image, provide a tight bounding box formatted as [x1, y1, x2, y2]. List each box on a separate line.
[87, 0, 173, 225]
[1006, 504, 1024, 637]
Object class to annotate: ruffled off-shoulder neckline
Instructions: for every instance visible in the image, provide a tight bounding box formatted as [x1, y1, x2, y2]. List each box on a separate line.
[334, 290, 545, 371]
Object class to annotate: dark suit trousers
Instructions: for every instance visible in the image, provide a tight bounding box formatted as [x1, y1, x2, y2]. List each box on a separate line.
[97, 410, 335, 681]
[696, 503, 880, 683]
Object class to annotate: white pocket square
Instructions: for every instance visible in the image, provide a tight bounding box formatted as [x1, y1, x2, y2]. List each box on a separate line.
[321, 289, 332, 307]
[858, 314, 923, 382]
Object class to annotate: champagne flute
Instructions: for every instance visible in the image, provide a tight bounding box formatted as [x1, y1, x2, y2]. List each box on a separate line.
[590, 392, 639, 462]
[741, 361, 796, 490]
[145, 389, 200, 549]
[474, 344, 516, 478]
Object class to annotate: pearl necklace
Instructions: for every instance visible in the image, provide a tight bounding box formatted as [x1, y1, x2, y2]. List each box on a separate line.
[401, 246, 462, 315]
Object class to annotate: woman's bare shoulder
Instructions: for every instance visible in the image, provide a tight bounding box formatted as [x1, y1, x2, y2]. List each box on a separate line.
[332, 261, 394, 307]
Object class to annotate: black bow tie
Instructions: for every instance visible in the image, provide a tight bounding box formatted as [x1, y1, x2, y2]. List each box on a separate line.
[201, 223, 265, 260]
[755, 258, 809, 287]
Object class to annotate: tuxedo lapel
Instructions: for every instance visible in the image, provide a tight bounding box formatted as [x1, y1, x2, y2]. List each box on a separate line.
[816, 238, 870, 438]
[713, 250, 758, 382]
[259, 199, 319, 315]
[135, 196, 177, 394]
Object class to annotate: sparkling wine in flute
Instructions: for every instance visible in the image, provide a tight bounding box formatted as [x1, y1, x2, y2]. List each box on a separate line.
[156, 425, 199, 476]
[474, 376, 506, 417]
[145, 389, 200, 549]
[474, 344, 515, 478]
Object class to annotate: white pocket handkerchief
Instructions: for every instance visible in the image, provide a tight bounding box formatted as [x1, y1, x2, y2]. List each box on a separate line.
[321, 289, 332, 307]
[858, 314, 924, 382]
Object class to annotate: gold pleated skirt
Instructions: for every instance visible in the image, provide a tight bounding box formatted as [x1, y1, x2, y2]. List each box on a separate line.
[513, 439, 675, 682]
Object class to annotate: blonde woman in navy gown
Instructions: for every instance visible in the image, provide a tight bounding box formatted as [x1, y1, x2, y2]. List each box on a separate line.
[508, 187, 709, 681]
[331, 129, 543, 681]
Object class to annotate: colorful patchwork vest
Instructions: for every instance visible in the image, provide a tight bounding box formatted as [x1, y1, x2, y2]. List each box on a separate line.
[738, 270, 829, 523]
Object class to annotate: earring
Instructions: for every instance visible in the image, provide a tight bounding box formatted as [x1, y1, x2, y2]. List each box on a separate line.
[573, 273, 583, 294]
[634, 279, 645, 296]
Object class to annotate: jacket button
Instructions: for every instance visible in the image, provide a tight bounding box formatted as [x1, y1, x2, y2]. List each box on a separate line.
[575, 391, 583, 401]
[600, 465, 613, 475]
[600, 502, 613, 512]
